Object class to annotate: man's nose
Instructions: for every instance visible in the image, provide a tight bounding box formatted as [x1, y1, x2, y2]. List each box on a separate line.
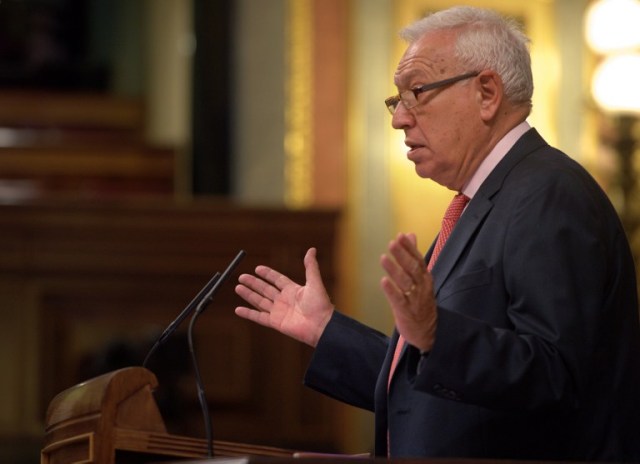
[391, 102, 414, 130]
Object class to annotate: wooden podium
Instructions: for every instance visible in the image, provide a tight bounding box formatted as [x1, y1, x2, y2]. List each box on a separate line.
[41, 366, 294, 464]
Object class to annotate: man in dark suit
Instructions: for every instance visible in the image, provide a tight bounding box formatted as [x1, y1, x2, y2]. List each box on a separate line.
[235, 6, 640, 461]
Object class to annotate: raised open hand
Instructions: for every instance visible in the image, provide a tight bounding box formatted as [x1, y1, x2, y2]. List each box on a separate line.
[380, 233, 437, 352]
[234, 247, 334, 347]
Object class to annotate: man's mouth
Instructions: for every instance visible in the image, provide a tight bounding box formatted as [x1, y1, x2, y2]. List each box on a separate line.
[405, 141, 424, 158]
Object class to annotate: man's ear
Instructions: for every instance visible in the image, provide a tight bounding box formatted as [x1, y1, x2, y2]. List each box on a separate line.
[476, 71, 503, 121]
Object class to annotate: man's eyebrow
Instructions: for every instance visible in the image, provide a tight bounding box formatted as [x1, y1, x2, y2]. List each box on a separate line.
[394, 68, 431, 88]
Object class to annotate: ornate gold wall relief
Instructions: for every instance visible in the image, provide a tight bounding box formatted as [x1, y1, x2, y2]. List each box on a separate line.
[284, 0, 313, 208]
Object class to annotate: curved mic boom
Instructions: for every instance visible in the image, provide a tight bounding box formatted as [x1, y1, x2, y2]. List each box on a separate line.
[187, 249, 246, 457]
[142, 271, 222, 368]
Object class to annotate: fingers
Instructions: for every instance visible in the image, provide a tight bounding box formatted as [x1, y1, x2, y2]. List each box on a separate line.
[380, 264, 437, 353]
[379, 232, 436, 351]
[380, 233, 425, 294]
[235, 278, 275, 313]
[380, 275, 408, 307]
[237, 271, 278, 300]
[235, 305, 277, 330]
[234, 255, 308, 319]
[255, 265, 295, 291]
[394, 233, 425, 268]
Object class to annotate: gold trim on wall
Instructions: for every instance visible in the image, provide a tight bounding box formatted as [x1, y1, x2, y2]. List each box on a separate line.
[284, 0, 313, 208]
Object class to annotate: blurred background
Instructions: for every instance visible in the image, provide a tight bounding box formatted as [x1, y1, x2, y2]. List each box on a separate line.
[0, 0, 638, 462]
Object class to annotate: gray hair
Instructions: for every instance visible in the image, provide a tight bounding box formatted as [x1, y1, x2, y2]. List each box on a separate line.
[400, 6, 533, 109]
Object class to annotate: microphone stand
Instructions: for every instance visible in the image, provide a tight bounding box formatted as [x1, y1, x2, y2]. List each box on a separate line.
[185, 250, 245, 458]
[188, 289, 216, 457]
[143, 250, 245, 458]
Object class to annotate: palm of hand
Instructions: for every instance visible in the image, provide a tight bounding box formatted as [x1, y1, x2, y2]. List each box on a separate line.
[267, 282, 329, 346]
[235, 248, 333, 347]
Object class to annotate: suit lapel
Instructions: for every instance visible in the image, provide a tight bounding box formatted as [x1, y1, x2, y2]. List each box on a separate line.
[385, 129, 548, 380]
[430, 128, 548, 294]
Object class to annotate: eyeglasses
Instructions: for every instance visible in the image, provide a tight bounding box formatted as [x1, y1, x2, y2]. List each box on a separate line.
[385, 71, 480, 115]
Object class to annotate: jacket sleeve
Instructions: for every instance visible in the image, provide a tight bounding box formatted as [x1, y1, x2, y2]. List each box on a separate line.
[304, 310, 389, 411]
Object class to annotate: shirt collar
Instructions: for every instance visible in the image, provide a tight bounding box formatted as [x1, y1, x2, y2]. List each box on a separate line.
[461, 121, 531, 199]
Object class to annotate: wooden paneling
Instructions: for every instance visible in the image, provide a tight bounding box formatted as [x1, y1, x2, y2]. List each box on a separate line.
[0, 91, 144, 130]
[0, 91, 174, 198]
[0, 199, 345, 454]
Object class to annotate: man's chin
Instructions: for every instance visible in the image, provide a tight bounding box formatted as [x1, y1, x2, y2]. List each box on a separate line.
[413, 164, 433, 180]
[413, 166, 451, 188]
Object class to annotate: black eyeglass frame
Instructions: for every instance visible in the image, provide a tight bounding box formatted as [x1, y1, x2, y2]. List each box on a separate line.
[385, 71, 480, 114]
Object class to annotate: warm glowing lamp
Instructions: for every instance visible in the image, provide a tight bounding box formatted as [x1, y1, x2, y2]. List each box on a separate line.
[585, 0, 640, 54]
[591, 53, 640, 114]
[585, 0, 640, 114]
[585, 0, 640, 236]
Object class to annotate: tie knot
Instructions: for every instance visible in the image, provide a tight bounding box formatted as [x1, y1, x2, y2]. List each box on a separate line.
[444, 193, 470, 221]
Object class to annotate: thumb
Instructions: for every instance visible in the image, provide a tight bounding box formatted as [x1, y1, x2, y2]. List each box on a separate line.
[304, 247, 323, 286]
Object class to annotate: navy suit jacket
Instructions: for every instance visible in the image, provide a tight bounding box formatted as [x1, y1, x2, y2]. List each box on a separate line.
[304, 129, 640, 461]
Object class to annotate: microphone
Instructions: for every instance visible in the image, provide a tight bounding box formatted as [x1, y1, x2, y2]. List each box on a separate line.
[194, 249, 246, 316]
[187, 249, 246, 457]
[142, 271, 222, 368]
